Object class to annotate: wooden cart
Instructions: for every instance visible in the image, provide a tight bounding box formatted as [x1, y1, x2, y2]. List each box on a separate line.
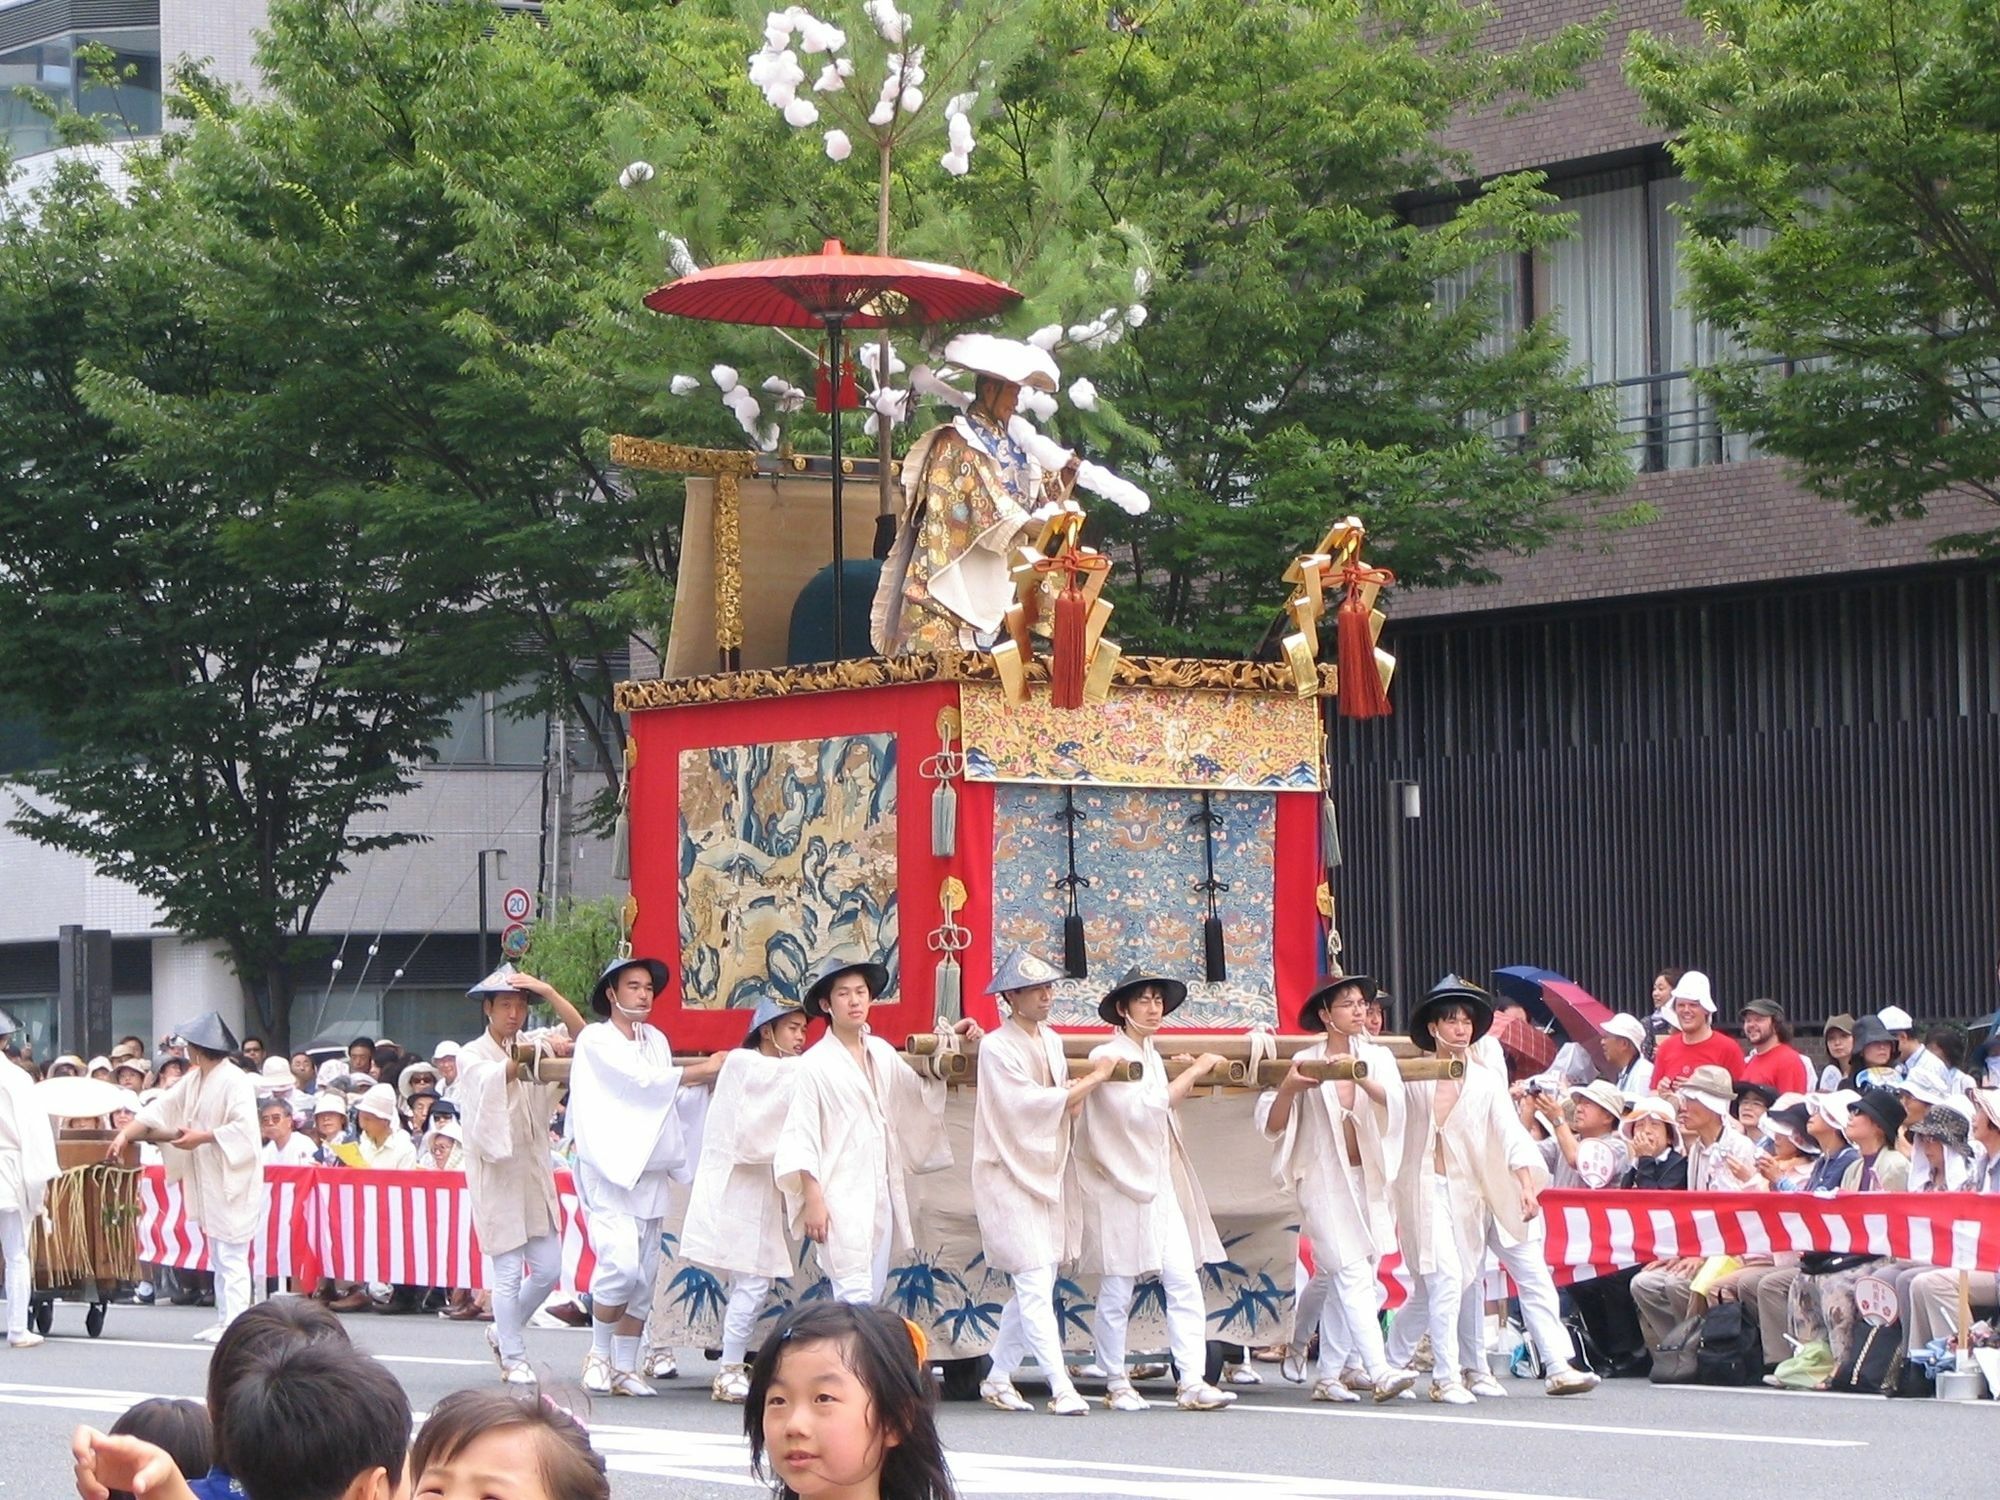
[27, 1129, 140, 1339]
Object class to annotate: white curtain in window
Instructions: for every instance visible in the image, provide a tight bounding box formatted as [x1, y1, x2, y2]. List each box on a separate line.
[1653, 177, 1761, 467]
[1545, 172, 1651, 443]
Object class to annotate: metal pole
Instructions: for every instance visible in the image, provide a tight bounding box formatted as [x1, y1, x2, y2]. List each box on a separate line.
[477, 853, 490, 974]
[826, 313, 847, 661]
[1386, 781, 1403, 1030]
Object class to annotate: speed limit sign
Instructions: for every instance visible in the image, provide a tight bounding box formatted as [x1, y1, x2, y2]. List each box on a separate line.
[501, 887, 532, 923]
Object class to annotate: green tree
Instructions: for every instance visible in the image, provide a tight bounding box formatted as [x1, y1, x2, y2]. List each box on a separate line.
[1629, 0, 2000, 553]
[0, 156, 500, 1051]
[609, 1, 1633, 657]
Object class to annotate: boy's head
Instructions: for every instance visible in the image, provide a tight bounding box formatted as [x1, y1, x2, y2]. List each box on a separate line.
[221, 1341, 411, 1500]
[108, 1397, 211, 1500]
[411, 1389, 607, 1500]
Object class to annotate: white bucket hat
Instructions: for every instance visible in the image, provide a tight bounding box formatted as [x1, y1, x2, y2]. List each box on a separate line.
[355, 1083, 400, 1123]
[1601, 1013, 1648, 1049]
[1670, 970, 1716, 1014]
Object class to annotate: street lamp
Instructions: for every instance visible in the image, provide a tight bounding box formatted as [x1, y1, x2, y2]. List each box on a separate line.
[1385, 780, 1420, 1029]
[475, 848, 506, 972]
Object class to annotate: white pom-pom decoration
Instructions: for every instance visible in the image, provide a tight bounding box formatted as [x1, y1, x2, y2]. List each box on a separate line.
[814, 62, 847, 92]
[824, 129, 853, 161]
[1027, 323, 1064, 351]
[1017, 386, 1058, 421]
[856, 341, 906, 375]
[331, 958, 344, 972]
[1067, 377, 1098, 411]
[667, 237, 699, 278]
[617, 160, 655, 189]
[711, 364, 740, 393]
[900, 86, 924, 113]
[944, 91, 979, 118]
[1126, 303, 1149, 327]
[940, 150, 970, 177]
[910, 364, 973, 409]
[669, 375, 700, 396]
[865, 0, 909, 44]
[1134, 266, 1152, 296]
[1006, 415, 1075, 475]
[1076, 460, 1150, 515]
[783, 96, 819, 127]
[868, 98, 896, 126]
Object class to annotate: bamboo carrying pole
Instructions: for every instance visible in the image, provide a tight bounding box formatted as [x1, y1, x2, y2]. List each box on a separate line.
[513, 1045, 1458, 1088]
[904, 1032, 1426, 1063]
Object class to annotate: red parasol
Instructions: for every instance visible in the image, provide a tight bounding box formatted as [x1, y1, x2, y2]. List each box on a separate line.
[644, 241, 1024, 659]
[1488, 1006, 1558, 1079]
[1537, 977, 1619, 1072]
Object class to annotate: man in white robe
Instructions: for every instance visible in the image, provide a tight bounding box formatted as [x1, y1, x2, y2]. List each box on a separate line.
[1385, 978, 1599, 1402]
[1256, 973, 1418, 1403]
[456, 963, 585, 1385]
[973, 948, 1123, 1417]
[774, 952, 979, 1303]
[0, 1011, 57, 1348]
[679, 992, 812, 1402]
[568, 954, 724, 1397]
[1071, 969, 1237, 1413]
[109, 1010, 260, 1343]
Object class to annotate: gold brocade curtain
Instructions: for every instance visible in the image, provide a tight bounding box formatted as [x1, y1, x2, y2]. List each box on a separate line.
[608, 436, 759, 659]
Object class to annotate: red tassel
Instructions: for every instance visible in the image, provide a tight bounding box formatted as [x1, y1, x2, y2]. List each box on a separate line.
[1051, 581, 1087, 709]
[815, 357, 859, 412]
[1336, 589, 1391, 719]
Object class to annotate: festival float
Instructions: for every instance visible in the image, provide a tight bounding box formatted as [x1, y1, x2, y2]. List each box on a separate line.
[598, 213, 1414, 1372]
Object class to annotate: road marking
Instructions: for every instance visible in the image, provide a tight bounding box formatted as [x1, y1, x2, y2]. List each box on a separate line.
[38, 1333, 491, 1368]
[583, 1421, 1611, 1499]
[1227, 1397, 1866, 1447]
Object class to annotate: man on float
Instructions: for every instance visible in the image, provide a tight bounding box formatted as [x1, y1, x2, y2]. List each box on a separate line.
[1256, 972, 1418, 1404]
[1386, 978, 1598, 1402]
[568, 954, 723, 1397]
[456, 963, 585, 1385]
[0, 1009, 57, 1348]
[974, 948, 1123, 1417]
[775, 952, 982, 1303]
[677, 991, 813, 1403]
[870, 333, 1078, 655]
[110, 1010, 261, 1343]
[1072, 968, 1237, 1412]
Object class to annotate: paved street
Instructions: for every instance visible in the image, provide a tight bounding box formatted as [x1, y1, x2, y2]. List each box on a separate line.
[4, 1303, 1996, 1499]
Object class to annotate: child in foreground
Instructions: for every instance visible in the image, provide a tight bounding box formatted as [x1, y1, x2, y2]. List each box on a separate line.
[746, 1301, 959, 1500]
[409, 1389, 608, 1500]
[72, 1340, 411, 1500]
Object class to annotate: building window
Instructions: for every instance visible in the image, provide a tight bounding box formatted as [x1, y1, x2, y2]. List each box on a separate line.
[0, 28, 162, 160]
[1416, 159, 1768, 473]
[430, 685, 548, 768]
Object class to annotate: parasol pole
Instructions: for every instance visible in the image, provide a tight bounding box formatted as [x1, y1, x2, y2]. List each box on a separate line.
[874, 139, 897, 556]
[826, 310, 848, 660]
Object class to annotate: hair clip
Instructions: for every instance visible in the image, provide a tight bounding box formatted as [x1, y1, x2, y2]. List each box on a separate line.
[902, 1318, 929, 1369]
[539, 1393, 587, 1433]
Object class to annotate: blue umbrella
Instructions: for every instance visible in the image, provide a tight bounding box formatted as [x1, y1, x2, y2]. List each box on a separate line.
[1491, 965, 1567, 1030]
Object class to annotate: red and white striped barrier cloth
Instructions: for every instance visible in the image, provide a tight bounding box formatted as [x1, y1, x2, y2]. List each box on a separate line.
[135, 1166, 597, 1293]
[137, 1174, 2000, 1296]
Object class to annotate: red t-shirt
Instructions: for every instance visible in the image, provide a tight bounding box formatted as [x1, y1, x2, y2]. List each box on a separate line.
[1652, 1030, 1745, 1088]
[1738, 1043, 1812, 1096]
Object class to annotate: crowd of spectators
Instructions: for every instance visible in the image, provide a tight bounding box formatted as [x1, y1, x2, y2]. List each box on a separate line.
[1508, 968, 2000, 1394]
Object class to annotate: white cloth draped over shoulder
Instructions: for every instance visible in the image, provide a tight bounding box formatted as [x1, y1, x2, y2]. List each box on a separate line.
[971, 1020, 1075, 1275]
[134, 1061, 263, 1244]
[567, 1020, 690, 1220]
[0, 1057, 58, 1218]
[773, 1033, 950, 1285]
[681, 1049, 800, 1281]
[456, 1029, 563, 1256]
[1068, 1029, 1225, 1278]
[1254, 1036, 1404, 1269]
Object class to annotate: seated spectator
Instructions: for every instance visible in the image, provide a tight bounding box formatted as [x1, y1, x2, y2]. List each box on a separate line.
[1642, 967, 1685, 1052]
[1737, 999, 1811, 1095]
[1525, 1080, 1630, 1189]
[409, 1388, 609, 1500]
[421, 1120, 464, 1171]
[1897, 1091, 2000, 1360]
[260, 1098, 316, 1168]
[1618, 1097, 1687, 1189]
[1980, 1030, 2000, 1091]
[1922, 1024, 1977, 1097]
[310, 1094, 351, 1164]
[345, 1037, 376, 1078]
[1847, 1016, 1900, 1093]
[1630, 1066, 1764, 1352]
[1651, 974, 1743, 1091]
[1601, 1014, 1653, 1096]
[1732, 1082, 1778, 1146]
[352, 1085, 416, 1169]
[289, 1053, 318, 1093]
[1801, 1093, 1860, 1188]
[111, 1057, 149, 1094]
[1754, 1103, 1820, 1190]
[1782, 1091, 1909, 1374]
[1883, 1071, 1947, 1133]
[1817, 1015, 1857, 1092]
[1879, 1006, 1957, 1098]
[1907, 1098, 1977, 1191]
[404, 1089, 439, 1141]
[48, 1055, 86, 1080]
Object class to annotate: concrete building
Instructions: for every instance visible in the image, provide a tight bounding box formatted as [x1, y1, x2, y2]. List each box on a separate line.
[1334, 0, 2000, 1025]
